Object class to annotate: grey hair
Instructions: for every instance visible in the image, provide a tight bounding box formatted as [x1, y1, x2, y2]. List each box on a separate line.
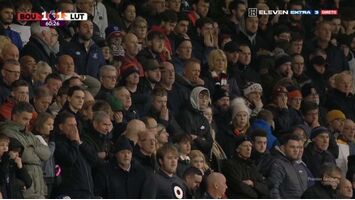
[99, 65, 117, 77]
[30, 22, 50, 36]
[92, 111, 111, 123]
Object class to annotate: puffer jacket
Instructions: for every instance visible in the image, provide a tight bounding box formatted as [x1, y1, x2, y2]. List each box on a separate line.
[0, 121, 50, 198]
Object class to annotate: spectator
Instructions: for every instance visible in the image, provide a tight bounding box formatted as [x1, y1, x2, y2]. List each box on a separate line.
[32, 112, 55, 198]
[155, 123, 169, 149]
[60, 20, 105, 77]
[154, 144, 186, 199]
[250, 109, 277, 150]
[0, 59, 21, 104]
[171, 37, 193, 75]
[94, 136, 154, 198]
[287, 86, 304, 124]
[220, 0, 246, 38]
[117, 2, 136, 32]
[113, 86, 139, 123]
[0, 102, 50, 198]
[267, 134, 308, 198]
[129, 17, 148, 48]
[177, 86, 212, 157]
[44, 73, 63, 97]
[291, 54, 311, 87]
[121, 119, 146, 146]
[303, 126, 336, 178]
[188, 0, 210, 26]
[21, 23, 58, 67]
[250, 129, 275, 179]
[243, 82, 264, 118]
[222, 137, 269, 198]
[33, 61, 52, 87]
[203, 172, 228, 199]
[53, 111, 99, 198]
[182, 166, 203, 199]
[0, 136, 32, 199]
[1, 43, 19, 61]
[134, 130, 158, 175]
[336, 119, 355, 176]
[175, 134, 192, 178]
[96, 65, 117, 100]
[337, 178, 353, 199]
[175, 58, 205, 93]
[190, 149, 211, 175]
[302, 163, 342, 199]
[105, 25, 125, 59]
[0, 1, 22, 49]
[92, 0, 108, 39]
[120, 33, 144, 77]
[138, 59, 161, 93]
[306, 55, 331, 98]
[32, 86, 53, 114]
[81, 111, 113, 161]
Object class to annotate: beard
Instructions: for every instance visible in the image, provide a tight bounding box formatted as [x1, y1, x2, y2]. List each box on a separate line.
[80, 33, 92, 41]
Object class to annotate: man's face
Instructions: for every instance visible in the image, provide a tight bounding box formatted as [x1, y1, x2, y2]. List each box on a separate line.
[290, 40, 303, 54]
[160, 151, 178, 174]
[125, 72, 140, 85]
[200, 23, 213, 38]
[78, 21, 93, 41]
[167, 0, 181, 12]
[34, 96, 53, 113]
[304, 88, 320, 105]
[68, 90, 85, 111]
[162, 21, 176, 35]
[304, 109, 319, 125]
[0, 140, 9, 157]
[342, 120, 355, 142]
[331, 18, 342, 34]
[21, 56, 37, 77]
[196, 1, 209, 17]
[138, 131, 156, 155]
[297, 140, 304, 160]
[115, 150, 132, 169]
[58, 55, 75, 75]
[100, 69, 117, 89]
[146, 68, 161, 83]
[292, 55, 304, 76]
[176, 40, 192, 60]
[216, 176, 228, 197]
[1, 64, 20, 85]
[235, 4, 246, 20]
[185, 174, 203, 191]
[253, 136, 267, 153]
[123, 34, 139, 56]
[160, 63, 175, 85]
[288, 96, 302, 110]
[316, 23, 332, 42]
[184, 62, 201, 83]
[278, 62, 292, 77]
[174, 20, 189, 35]
[2, 45, 19, 61]
[115, 88, 132, 110]
[283, 139, 300, 161]
[313, 133, 329, 151]
[225, 51, 239, 64]
[152, 95, 167, 112]
[178, 140, 191, 155]
[336, 75, 352, 95]
[0, 8, 14, 25]
[237, 141, 252, 159]
[216, 97, 230, 112]
[13, 111, 32, 127]
[339, 180, 354, 198]
[59, 117, 77, 136]
[93, 117, 113, 135]
[238, 46, 251, 65]
[12, 86, 29, 103]
[150, 0, 166, 14]
[46, 79, 62, 95]
[151, 37, 165, 53]
[290, 4, 302, 21]
[245, 17, 258, 34]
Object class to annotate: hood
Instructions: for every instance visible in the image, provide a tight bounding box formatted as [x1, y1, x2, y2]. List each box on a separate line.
[0, 121, 26, 134]
[239, 15, 257, 45]
[9, 137, 24, 156]
[190, 86, 210, 111]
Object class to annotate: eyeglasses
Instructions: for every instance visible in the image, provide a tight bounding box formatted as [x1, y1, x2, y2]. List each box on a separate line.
[4, 68, 20, 75]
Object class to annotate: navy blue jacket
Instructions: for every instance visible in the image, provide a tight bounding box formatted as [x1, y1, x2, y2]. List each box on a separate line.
[4, 28, 22, 50]
[60, 35, 105, 78]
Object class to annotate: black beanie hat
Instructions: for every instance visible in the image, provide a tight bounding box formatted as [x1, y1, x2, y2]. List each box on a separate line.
[310, 126, 329, 140]
[112, 136, 133, 153]
[275, 54, 292, 68]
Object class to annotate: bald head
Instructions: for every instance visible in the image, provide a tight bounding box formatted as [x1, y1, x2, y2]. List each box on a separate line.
[206, 172, 227, 199]
[338, 178, 353, 199]
[124, 119, 146, 144]
[2, 43, 19, 61]
[58, 54, 75, 75]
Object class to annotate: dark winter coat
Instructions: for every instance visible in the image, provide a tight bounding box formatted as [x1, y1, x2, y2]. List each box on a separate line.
[301, 183, 337, 199]
[20, 35, 56, 67]
[222, 156, 269, 199]
[154, 169, 186, 199]
[325, 89, 355, 121]
[94, 159, 155, 198]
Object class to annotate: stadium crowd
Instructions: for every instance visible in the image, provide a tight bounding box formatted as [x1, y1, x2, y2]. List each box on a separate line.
[0, 0, 355, 198]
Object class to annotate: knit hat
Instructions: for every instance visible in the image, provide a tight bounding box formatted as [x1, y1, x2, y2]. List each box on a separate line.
[231, 97, 250, 120]
[120, 66, 140, 80]
[235, 136, 251, 149]
[301, 83, 317, 97]
[326, 110, 346, 124]
[105, 25, 125, 39]
[175, 36, 191, 49]
[112, 136, 133, 153]
[243, 82, 263, 96]
[310, 126, 329, 140]
[213, 86, 229, 102]
[287, 86, 302, 99]
[105, 95, 124, 112]
[311, 55, 326, 66]
[223, 41, 240, 53]
[8, 137, 24, 156]
[275, 54, 291, 69]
